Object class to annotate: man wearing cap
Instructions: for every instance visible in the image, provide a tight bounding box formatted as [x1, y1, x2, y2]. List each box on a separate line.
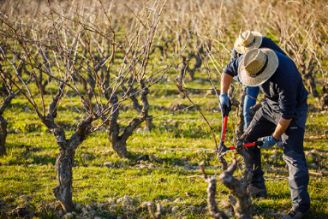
[220, 47, 310, 218]
[221, 30, 287, 131]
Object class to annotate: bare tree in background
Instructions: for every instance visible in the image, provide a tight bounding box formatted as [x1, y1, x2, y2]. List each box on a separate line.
[101, 2, 164, 158]
[0, 0, 165, 211]
[278, 25, 321, 98]
[268, 1, 326, 98]
[1, 30, 99, 211]
[107, 77, 153, 158]
[0, 79, 17, 156]
[180, 45, 203, 81]
[0, 45, 23, 156]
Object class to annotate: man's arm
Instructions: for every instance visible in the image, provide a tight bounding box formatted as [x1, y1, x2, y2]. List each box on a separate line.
[260, 60, 298, 148]
[221, 56, 240, 93]
[260, 117, 291, 148]
[272, 117, 292, 140]
[260, 117, 292, 149]
[273, 62, 298, 139]
[219, 58, 239, 115]
[220, 73, 233, 94]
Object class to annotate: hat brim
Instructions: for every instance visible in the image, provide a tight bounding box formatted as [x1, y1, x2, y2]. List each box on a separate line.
[238, 48, 279, 87]
[234, 31, 263, 54]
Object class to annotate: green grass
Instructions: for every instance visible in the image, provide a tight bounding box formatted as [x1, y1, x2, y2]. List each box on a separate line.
[0, 73, 328, 218]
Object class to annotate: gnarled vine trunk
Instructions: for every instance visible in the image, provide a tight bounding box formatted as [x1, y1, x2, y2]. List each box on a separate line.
[0, 115, 7, 156]
[0, 93, 16, 156]
[109, 115, 145, 158]
[108, 80, 151, 158]
[145, 116, 153, 132]
[219, 150, 253, 219]
[51, 117, 92, 212]
[202, 87, 253, 219]
[111, 137, 128, 158]
[304, 72, 319, 98]
[53, 147, 74, 212]
[39, 83, 93, 212]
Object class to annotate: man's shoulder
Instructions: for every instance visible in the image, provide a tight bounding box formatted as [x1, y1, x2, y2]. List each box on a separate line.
[235, 55, 244, 69]
[223, 55, 243, 76]
[227, 55, 244, 67]
[274, 52, 299, 79]
[261, 37, 287, 55]
[276, 52, 294, 68]
[261, 37, 276, 45]
[261, 37, 280, 49]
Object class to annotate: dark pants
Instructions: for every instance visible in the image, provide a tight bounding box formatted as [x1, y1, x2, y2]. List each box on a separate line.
[243, 104, 310, 212]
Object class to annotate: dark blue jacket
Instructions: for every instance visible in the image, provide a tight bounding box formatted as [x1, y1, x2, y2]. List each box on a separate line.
[225, 52, 308, 125]
[261, 52, 308, 120]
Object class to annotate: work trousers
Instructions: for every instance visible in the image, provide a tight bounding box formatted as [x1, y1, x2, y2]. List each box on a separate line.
[243, 103, 310, 212]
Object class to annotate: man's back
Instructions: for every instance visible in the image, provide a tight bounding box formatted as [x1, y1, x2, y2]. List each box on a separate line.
[260, 52, 308, 110]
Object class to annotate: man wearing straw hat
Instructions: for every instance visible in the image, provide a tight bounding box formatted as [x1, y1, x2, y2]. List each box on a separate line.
[221, 30, 287, 132]
[220, 47, 310, 218]
[220, 30, 287, 198]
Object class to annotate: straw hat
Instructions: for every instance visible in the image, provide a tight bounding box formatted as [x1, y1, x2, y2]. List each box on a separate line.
[238, 48, 279, 87]
[234, 30, 263, 54]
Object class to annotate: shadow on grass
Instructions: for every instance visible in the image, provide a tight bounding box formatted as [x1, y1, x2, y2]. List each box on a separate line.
[31, 155, 56, 165]
[266, 192, 290, 200]
[22, 145, 56, 165]
[127, 151, 194, 167]
[0, 143, 56, 166]
[253, 194, 328, 219]
[305, 211, 328, 219]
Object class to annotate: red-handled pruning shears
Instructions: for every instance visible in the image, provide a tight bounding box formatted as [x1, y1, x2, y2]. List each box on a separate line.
[218, 112, 262, 158]
[226, 141, 263, 150]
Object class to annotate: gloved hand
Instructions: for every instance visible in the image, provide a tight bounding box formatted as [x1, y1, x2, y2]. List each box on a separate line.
[258, 136, 277, 149]
[219, 93, 231, 116]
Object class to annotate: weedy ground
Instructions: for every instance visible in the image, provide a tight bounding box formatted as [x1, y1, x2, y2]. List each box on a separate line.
[0, 64, 327, 218]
